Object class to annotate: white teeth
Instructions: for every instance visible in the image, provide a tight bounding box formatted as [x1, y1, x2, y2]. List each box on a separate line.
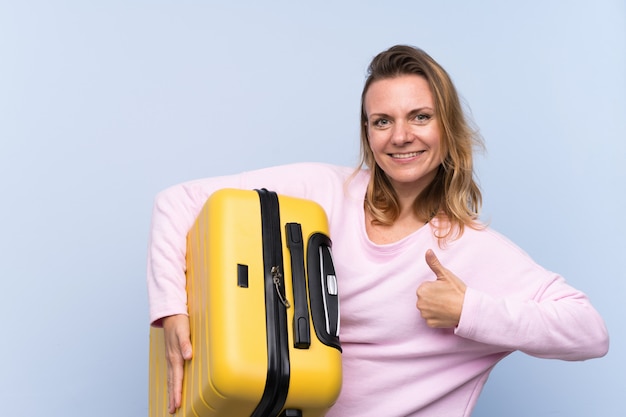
[391, 151, 422, 159]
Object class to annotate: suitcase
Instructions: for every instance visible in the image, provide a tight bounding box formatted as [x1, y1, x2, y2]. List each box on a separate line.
[149, 188, 342, 417]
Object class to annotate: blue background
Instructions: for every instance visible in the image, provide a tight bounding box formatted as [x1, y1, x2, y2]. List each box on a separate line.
[1, 1, 624, 415]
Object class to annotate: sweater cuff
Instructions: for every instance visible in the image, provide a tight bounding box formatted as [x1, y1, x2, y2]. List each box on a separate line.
[454, 286, 481, 339]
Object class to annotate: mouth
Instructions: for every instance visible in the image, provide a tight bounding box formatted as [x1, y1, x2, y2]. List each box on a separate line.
[390, 151, 424, 159]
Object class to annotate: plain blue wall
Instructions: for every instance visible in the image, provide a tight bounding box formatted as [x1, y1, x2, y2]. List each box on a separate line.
[1, 1, 624, 416]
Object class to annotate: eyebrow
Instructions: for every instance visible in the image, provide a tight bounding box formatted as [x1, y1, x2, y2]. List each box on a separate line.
[408, 107, 435, 116]
[368, 107, 435, 119]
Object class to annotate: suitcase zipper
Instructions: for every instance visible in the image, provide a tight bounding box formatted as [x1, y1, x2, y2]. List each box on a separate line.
[253, 188, 290, 417]
[271, 266, 291, 308]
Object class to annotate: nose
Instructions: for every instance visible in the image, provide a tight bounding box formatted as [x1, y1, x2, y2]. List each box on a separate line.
[390, 121, 413, 146]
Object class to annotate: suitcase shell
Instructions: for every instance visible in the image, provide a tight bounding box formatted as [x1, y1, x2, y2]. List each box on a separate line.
[149, 188, 342, 417]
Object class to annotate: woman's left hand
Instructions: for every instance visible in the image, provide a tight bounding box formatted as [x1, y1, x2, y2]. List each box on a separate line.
[416, 249, 467, 328]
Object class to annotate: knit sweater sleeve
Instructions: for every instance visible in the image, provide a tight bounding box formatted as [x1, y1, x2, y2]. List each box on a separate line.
[456, 281, 608, 360]
[146, 162, 352, 326]
[146, 173, 244, 326]
[453, 231, 609, 361]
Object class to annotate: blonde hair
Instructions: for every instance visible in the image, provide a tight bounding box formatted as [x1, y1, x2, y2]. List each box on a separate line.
[359, 45, 484, 243]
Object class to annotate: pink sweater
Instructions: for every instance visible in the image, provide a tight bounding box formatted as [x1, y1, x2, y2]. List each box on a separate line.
[147, 162, 608, 417]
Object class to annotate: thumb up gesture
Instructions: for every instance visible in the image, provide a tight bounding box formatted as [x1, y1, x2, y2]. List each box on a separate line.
[416, 249, 467, 328]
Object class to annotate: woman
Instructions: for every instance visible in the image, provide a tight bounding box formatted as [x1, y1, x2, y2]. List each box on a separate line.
[147, 45, 609, 416]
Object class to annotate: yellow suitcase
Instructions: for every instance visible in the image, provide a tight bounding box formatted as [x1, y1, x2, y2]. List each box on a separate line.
[149, 188, 342, 417]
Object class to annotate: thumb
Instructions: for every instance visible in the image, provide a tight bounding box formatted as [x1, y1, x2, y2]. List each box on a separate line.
[179, 335, 193, 360]
[174, 322, 193, 360]
[425, 249, 447, 280]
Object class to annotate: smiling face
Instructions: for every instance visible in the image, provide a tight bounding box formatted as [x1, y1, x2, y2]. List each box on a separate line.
[364, 75, 443, 198]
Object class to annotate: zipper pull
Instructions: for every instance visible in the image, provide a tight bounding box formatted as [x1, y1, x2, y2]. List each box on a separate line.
[271, 266, 291, 308]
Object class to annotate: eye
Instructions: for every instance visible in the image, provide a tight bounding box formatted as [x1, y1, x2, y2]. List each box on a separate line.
[372, 117, 391, 128]
[414, 113, 432, 123]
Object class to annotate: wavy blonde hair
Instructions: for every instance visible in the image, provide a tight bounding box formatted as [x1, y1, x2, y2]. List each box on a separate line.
[359, 45, 484, 243]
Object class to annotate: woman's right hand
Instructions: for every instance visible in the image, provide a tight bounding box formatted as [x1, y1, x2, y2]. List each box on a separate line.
[162, 314, 193, 414]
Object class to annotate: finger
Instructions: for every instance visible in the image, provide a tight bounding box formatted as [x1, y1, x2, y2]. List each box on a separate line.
[166, 337, 182, 412]
[167, 335, 191, 414]
[425, 249, 446, 279]
[169, 349, 184, 414]
[163, 315, 192, 414]
[172, 334, 192, 412]
[167, 353, 182, 414]
[415, 281, 430, 303]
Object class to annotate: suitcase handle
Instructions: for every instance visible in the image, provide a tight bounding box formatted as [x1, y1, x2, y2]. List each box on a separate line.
[307, 233, 341, 352]
[286, 222, 311, 349]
